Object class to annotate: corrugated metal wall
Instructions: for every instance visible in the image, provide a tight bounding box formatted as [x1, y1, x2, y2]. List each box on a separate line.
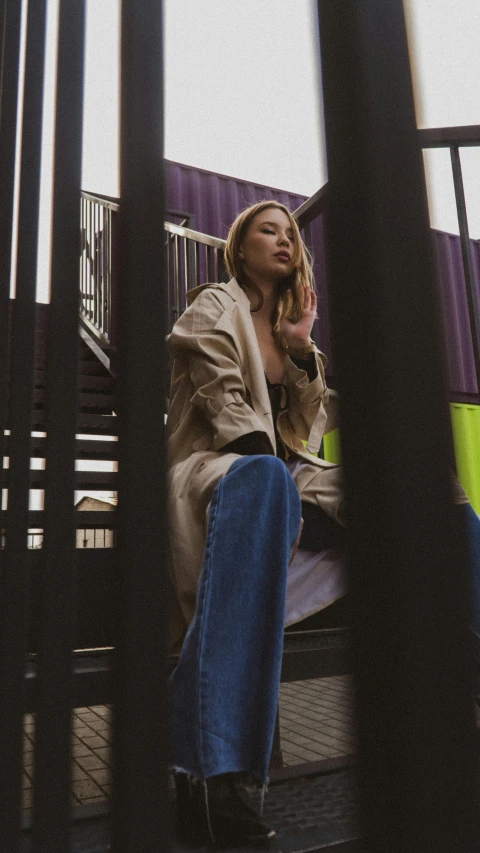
[432, 229, 480, 400]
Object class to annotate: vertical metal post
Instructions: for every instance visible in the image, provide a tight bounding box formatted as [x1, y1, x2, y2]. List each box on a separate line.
[0, 2, 47, 849]
[113, 1, 171, 851]
[450, 145, 480, 392]
[32, 4, 85, 851]
[0, 0, 7, 110]
[0, 0, 22, 540]
[317, 2, 478, 851]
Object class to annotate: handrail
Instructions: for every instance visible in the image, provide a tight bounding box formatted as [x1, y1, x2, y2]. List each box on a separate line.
[293, 183, 329, 230]
[164, 220, 225, 248]
[418, 124, 480, 148]
[81, 191, 120, 212]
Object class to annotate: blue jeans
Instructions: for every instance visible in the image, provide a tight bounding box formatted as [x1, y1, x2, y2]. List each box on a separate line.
[170, 458, 480, 783]
[169, 456, 302, 783]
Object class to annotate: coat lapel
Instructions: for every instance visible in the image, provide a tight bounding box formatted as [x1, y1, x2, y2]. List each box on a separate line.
[213, 279, 276, 451]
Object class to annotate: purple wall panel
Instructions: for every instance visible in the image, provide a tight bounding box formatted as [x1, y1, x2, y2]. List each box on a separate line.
[431, 229, 480, 399]
[166, 160, 307, 237]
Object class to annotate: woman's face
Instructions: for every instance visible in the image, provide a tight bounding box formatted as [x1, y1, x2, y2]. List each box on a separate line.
[239, 207, 296, 284]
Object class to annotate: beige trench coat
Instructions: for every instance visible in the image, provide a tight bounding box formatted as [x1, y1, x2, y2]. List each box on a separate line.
[167, 277, 344, 649]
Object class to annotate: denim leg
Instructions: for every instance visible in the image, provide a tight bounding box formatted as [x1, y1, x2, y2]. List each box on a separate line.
[169, 455, 302, 783]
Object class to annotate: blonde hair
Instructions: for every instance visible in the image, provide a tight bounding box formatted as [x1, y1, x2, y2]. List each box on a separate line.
[224, 200, 315, 351]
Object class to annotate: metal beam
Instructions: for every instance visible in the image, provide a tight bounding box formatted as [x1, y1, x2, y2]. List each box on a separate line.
[0, 0, 22, 562]
[317, 2, 478, 851]
[32, 4, 85, 850]
[0, 1, 47, 849]
[419, 125, 480, 148]
[113, 2, 171, 851]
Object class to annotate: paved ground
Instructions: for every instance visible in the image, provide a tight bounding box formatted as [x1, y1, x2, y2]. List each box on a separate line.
[22, 675, 356, 818]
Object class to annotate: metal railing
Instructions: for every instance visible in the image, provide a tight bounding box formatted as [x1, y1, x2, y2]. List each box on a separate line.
[78, 191, 333, 369]
[165, 220, 226, 324]
[79, 199, 228, 366]
[80, 191, 119, 348]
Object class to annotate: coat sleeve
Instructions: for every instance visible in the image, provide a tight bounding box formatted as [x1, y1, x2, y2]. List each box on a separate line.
[169, 290, 275, 453]
[282, 350, 332, 443]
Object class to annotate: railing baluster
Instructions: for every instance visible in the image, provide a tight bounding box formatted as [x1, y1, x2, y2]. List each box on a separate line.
[89, 198, 93, 319]
[205, 243, 209, 282]
[103, 207, 108, 337]
[0, 2, 47, 849]
[106, 206, 111, 339]
[94, 198, 99, 328]
[173, 232, 180, 320]
[166, 231, 172, 325]
[80, 197, 85, 312]
[32, 4, 85, 850]
[194, 239, 200, 287]
[183, 233, 189, 305]
[99, 203, 104, 333]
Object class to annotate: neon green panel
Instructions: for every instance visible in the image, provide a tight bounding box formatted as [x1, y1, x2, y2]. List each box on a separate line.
[323, 428, 342, 464]
[450, 403, 480, 513]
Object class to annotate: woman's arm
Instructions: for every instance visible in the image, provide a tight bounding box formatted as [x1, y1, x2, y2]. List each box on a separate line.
[169, 289, 275, 453]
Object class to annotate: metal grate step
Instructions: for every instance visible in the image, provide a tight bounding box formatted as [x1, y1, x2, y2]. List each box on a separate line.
[21, 768, 361, 853]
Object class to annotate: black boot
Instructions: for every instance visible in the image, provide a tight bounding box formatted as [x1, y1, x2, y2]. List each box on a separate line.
[174, 772, 276, 847]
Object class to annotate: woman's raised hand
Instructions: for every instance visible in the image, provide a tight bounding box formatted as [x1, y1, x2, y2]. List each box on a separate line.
[280, 285, 317, 351]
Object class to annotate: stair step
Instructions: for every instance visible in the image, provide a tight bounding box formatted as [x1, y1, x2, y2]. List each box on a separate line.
[11, 469, 118, 489]
[3, 435, 119, 460]
[32, 388, 116, 411]
[34, 369, 115, 393]
[28, 509, 116, 527]
[20, 769, 361, 853]
[28, 412, 119, 434]
[2, 470, 117, 490]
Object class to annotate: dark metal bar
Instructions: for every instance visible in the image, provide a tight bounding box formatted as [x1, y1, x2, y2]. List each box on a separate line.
[102, 206, 107, 336]
[32, 4, 85, 850]
[80, 196, 85, 313]
[0, 2, 47, 848]
[194, 240, 200, 287]
[94, 199, 99, 328]
[109, 199, 120, 373]
[113, 1, 170, 850]
[419, 125, 480, 148]
[450, 145, 480, 392]
[0, 0, 22, 549]
[317, 2, 478, 851]
[294, 182, 329, 230]
[0, 0, 7, 110]
[88, 197, 93, 318]
[166, 231, 171, 323]
[103, 206, 108, 338]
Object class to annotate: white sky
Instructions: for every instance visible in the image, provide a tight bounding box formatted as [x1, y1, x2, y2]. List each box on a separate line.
[11, 0, 480, 301]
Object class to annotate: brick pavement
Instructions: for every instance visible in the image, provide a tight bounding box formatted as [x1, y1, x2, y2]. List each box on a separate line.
[22, 675, 356, 818]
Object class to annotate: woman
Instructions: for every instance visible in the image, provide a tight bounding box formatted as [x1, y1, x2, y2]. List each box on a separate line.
[167, 200, 479, 846]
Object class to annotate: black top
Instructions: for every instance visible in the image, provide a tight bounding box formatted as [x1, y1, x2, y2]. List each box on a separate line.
[220, 353, 317, 459]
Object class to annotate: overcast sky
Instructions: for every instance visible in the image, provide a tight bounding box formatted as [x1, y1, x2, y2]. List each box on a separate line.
[11, 0, 480, 301]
